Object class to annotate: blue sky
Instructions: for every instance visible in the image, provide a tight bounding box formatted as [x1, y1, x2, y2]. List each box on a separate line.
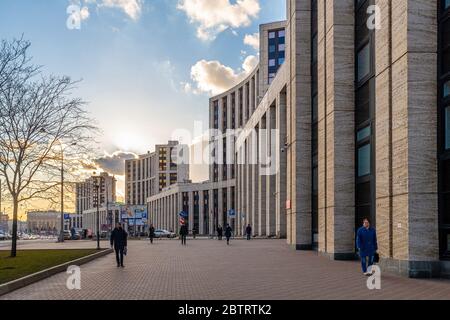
[0, 0, 285, 156]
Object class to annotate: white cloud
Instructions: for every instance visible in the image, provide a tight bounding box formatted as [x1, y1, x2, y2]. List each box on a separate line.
[177, 0, 261, 41]
[73, 0, 143, 21]
[99, 0, 143, 20]
[186, 55, 258, 95]
[244, 32, 259, 50]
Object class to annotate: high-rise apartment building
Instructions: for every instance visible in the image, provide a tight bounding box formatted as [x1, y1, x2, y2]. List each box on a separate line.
[75, 172, 117, 215]
[125, 141, 189, 205]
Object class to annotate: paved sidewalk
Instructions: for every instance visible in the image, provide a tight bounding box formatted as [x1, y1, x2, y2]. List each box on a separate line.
[1, 239, 449, 300]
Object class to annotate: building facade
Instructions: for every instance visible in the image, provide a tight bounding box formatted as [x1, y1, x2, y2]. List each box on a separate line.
[27, 210, 71, 234]
[146, 22, 286, 236]
[125, 141, 189, 205]
[0, 214, 8, 233]
[76, 172, 116, 215]
[82, 204, 147, 235]
[146, 0, 449, 278]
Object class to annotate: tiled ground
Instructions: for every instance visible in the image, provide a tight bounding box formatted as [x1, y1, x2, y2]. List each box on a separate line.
[1, 239, 449, 300]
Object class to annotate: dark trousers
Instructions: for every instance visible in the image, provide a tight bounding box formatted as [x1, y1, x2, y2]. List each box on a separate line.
[149, 236, 154, 244]
[246, 234, 251, 240]
[115, 248, 124, 266]
[226, 236, 231, 245]
[218, 235, 222, 240]
[361, 255, 374, 273]
[181, 235, 187, 245]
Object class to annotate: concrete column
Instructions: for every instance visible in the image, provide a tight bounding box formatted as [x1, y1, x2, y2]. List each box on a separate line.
[286, 0, 312, 249]
[317, 0, 355, 259]
[245, 139, 251, 229]
[276, 91, 288, 238]
[218, 188, 224, 228]
[208, 189, 214, 235]
[199, 191, 205, 234]
[266, 106, 276, 236]
[188, 191, 194, 233]
[249, 76, 255, 116]
[177, 193, 182, 234]
[375, 0, 439, 277]
[258, 118, 267, 236]
[250, 129, 258, 233]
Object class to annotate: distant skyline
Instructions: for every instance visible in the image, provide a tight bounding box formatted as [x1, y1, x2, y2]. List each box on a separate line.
[0, 0, 286, 216]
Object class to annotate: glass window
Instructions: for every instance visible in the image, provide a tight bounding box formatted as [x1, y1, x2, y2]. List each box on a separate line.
[358, 144, 371, 177]
[444, 80, 450, 98]
[446, 107, 450, 150]
[278, 30, 285, 37]
[278, 44, 285, 51]
[269, 59, 276, 67]
[269, 31, 276, 39]
[269, 45, 276, 53]
[278, 57, 285, 65]
[357, 126, 371, 142]
[445, 0, 450, 10]
[357, 43, 371, 82]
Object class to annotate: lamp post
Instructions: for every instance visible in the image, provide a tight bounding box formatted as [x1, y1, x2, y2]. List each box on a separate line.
[93, 176, 101, 250]
[58, 142, 77, 243]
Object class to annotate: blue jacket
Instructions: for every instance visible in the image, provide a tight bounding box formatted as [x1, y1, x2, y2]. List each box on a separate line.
[356, 226, 378, 257]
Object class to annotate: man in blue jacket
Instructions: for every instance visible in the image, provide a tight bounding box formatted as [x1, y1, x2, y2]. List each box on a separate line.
[356, 218, 378, 276]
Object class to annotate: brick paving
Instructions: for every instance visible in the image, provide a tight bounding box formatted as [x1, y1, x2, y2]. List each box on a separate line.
[1, 239, 449, 300]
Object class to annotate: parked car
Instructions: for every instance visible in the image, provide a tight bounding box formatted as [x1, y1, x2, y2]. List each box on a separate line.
[71, 232, 81, 240]
[154, 229, 176, 239]
[0, 232, 7, 241]
[63, 230, 72, 240]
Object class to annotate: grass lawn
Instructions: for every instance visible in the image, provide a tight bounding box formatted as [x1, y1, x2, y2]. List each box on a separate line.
[0, 249, 98, 285]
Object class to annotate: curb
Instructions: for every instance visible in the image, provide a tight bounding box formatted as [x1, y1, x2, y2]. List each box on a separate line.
[0, 248, 113, 297]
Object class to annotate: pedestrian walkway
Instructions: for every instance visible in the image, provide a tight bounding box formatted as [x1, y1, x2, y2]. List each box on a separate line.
[1, 239, 449, 300]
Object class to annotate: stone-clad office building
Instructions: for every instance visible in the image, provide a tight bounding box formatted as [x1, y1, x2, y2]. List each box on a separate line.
[147, 0, 450, 277]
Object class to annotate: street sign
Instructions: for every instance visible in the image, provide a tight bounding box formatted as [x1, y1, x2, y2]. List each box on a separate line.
[64, 214, 71, 220]
[179, 211, 188, 218]
[227, 209, 236, 217]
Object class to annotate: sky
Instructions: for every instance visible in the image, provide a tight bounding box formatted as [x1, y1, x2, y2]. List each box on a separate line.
[0, 0, 286, 215]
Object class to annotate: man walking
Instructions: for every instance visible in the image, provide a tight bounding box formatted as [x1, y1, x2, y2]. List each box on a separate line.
[245, 224, 252, 240]
[180, 223, 188, 246]
[110, 223, 128, 268]
[356, 218, 378, 276]
[225, 224, 233, 245]
[148, 224, 155, 244]
[217, 225, 223, 240]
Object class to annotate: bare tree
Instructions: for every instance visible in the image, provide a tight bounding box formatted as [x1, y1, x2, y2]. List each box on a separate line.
[0, 38, 98, 257]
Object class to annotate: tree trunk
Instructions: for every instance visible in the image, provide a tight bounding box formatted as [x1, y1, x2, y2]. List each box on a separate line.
[10, 197, 19, 257]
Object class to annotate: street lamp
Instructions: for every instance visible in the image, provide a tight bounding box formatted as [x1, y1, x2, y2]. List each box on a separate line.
[92, 175, 101, 250]
[58, 142, 77, 243]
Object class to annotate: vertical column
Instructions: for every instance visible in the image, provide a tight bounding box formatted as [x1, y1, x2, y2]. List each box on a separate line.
[276, 91, 288, 238]
[250, 129, 258, 233]
[317, 0, 355, 259]
[266, 106, 276, 236]
[258, 118, 267, 236]
[286, 0, 312, 249]
[249, 77, 255, 116]
[245, 139, 251, 229]
[218, 187, 224, 228]
[199, 191, 205, 234]
[188, 191, 194, 233]
[177, 193, 182, 234]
